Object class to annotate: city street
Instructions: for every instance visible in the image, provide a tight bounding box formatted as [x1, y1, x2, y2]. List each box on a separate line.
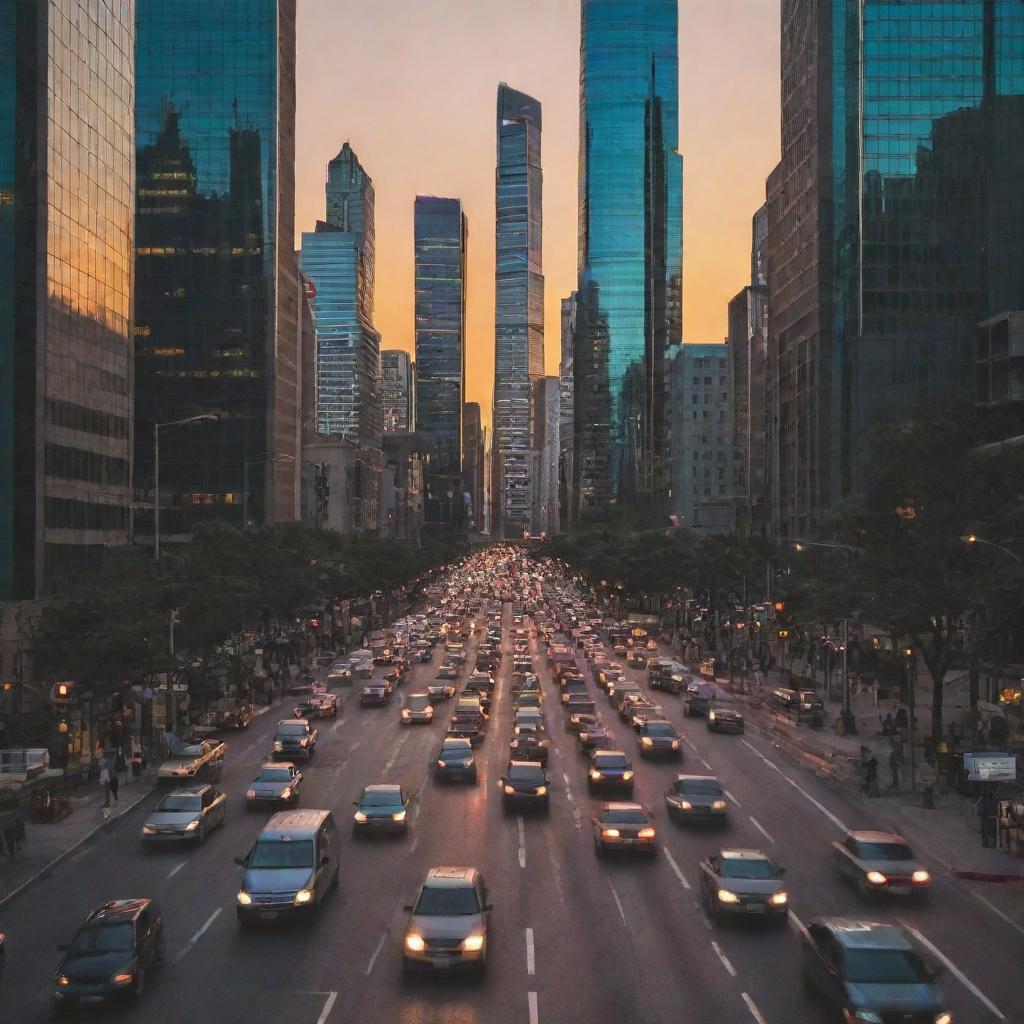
[0, 592, 1018, 1024]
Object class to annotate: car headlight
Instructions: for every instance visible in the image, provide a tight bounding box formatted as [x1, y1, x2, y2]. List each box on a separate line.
[273, 741, 283, 752]
[638, 827, 656, 839]
[55, 974, 71, 986]
[602, 828, 620, 838]
[462, 933, 485, 952]
[111, 970, 134, 985]
[280, 787, 292, 800]
[402, 709, 410, 718]
[769, 892, 788, 905]
[236, 891, 252, 906]
[717, 889, 740, 904]
[671, 740, 679, 749]
[354, 811, 368, 822]
[678, 800, 693, 810]
[934, 1013, 952, 1024]
[294, 888, 314, 905]
[622, 771, 634, 781]
[535, 786, 547, 796]
[246, 788, 257, 800]
[641, 737, 654, 747]
[590, 769, 602, 780]
[185, 820, 200, 831]
[708, 711, 717, 720]
[912, 869, 931, 884]
[504, 785, 516, 795]
[866, 870, 887, 885]
[392, 810, 407, 821]
[405, 933, 425, 952]
[437, 759, 446, 768]
[712, 800, 727, 810]
[142, 824, 156, 834]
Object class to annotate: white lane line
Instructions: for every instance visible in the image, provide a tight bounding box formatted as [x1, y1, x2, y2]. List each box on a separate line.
[904, 925, 1005, 1020]
[710, 940, 737, 977]
[741, 737, 784, 773]
[255, 705, 272, 716]
[238, 741, 258, 759]
[695, 900, 712, 930]
[409, 836, 419, 853]
[171, 908, 222, 965]
[788, 909, 808, 939]
[349, 739, 362, 754]
[365, 932, 386, 975]
[662, 845, 692, 890]
[383, 732, 410, 773]
[608, 882, 628, 927]
[66, 846, 93, 867]
[527, 990, 539, 1024]
[971, 889, 1024, 939]
[724, 788, 742, 808]
[517, 814, 527, 868]
[525, 927, 535, 975]
[332, 719, 345, 734]
[741, 992, 767, 1024]
[316, 991, 338, 1024]
[700, 757, 713, 770]
[562, 771, 571, 786]
[166, 860, 187, 880]
[749, 816, 775, 844]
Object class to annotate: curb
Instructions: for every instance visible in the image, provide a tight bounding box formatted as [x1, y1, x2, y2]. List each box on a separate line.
[0, 785, 155, 911]
[952, 870, 1024, 883]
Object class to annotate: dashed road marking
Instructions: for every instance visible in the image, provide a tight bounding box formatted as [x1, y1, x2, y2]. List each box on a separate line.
[741, 992, 767, 1024]
[711, 940, 737, 977]
[724, 788, 742, 808]
[166, 860, 187, 880]
[238, 741, 258, 759]
[971, 889, 1024, 939]
[749, 816, 775, 844]
[528, 990, 539, 1024]
[517, 814, 527, 868]
[525, 927, 535, 975]
[904, 925, 1005, 1020]
[255, 705, 272, 717]
[409, 836, 418, 853]
[172, 908, 222, 966]
[332, 719, 345, 734]
[316, 991, 338, 1024]
[662, 845, 692, 890]
[365, 932, 386, 975]
[608, 882, 628, 927]
[384, 732, 411, 773]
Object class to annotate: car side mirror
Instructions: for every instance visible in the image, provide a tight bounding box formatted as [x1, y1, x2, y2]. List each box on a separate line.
[403, 904, 413, 912]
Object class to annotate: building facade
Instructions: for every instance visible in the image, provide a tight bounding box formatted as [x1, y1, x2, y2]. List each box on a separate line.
[533, 377, 561, 537]
[414, 196, 468, 526]
[382, 350, 414, 433]
[669, 344, 734, 535]
[493, 84, 544, 537]
[462, 402, 485, 533]
[134, 0, 297, 540]
[1, 0, 136, 599]
[576, 0, 683, 516]
[301, 437, 380, 537]
[558, 293, 577, 532]
[768, 0, 1024, 537]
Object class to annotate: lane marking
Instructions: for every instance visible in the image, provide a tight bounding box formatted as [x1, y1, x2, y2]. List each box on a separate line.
[349, 739, 362, 755]
[255, 705, 272, 716]
[316, 991, 338, 1024]
[409, 836, 419, 853]
[788, 909, 808, 939]
[525, 927, 535, 975]
[66, 846, 93, 867]
[527, 990, 539, 1024]
[332, 719, 345, 734]
[711, 940, 737, 977]
[741, 738, 784, 773]
[166, 860, 187, 880]
[724, 788, 742, 808]
[238, 741, 258, 759]
[365, 932, 386, 975]
[608, 882, 628, 927]
[384, 732, 411, 772]
[971, 889, 1024, 939]
[903, 925, 1005, 1020]
[741, 992, 767, 1024]
[749, 816, 775, 844]
[172, 907, 222, 965]
[517, 814, 527, 868]
[662, 845, 692, 890]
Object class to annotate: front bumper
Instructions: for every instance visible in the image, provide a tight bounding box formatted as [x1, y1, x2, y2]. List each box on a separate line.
[597, 835, 657, 853]
[588, 775, 634, 792]
[141, 827, 201, 843]
[502, 791, 549, 810]
[669, 802, 726, 821]
[354, 816, 407, 833]
[640, 743, 682, 759]
[54, 982, 129, 1005]
[237, 900, 316, 925]
[403, 943, 485, 970]
[273, 746, 313, 761]
[716, 894, 788, 917]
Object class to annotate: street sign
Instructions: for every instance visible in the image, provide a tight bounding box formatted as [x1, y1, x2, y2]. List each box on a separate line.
[964, 753, 1017, 782]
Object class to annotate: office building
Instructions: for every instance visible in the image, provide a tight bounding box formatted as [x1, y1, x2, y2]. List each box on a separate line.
[414, 196, 468, 526]
[767, 0, 1024, 537]
[134, 0, 297, 538]
[533, 377, 561, 537]
[381, 432, 427, 541]
[462, 403, 485, 532]
[382, 350, 415, 433]
[301, 436, 380, 537]
[558, 292, 577, 532]
[1, 0, 135, 599]
[576, 0, 683, 516]
[493, 84, 544, 537]
[669, 344, 734, 535]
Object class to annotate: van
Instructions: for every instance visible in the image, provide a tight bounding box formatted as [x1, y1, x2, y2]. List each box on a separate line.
[235, 809, 339, 925]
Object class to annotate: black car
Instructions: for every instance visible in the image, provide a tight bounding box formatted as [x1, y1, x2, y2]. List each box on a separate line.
[54, 899, 164, 1009]
[360, 683, 390, 707]
[435, 737, 478, 783]
[587, 750, 635, 795]
[707, 701, 745, 734]
[500, 760, 550, 812]
[637, 719, 682, 759]
[509, 722, 549, 764]
[272, 719, 317, 762]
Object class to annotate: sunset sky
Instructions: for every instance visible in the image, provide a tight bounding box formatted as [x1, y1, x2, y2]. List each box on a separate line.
[296, 0, 780, 428]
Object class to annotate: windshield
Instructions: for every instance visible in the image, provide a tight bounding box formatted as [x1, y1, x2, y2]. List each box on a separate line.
[605, 810, 648, 825]
[441, 744, 472, 759]
[415, 885, 480, 916]
[362, 791, 402, 807]
[720, 858, 777, 879]
[249, 839, 314, 869]
[156, 794, 200, 812]
[675, 780, 722, 796]
[256, 769, 292, 783]
[645, 723, 676, 737]
[594, 755, 628, 768]
[71, 923, 134, 954]
[278, 724, 309, 737]
[508, 766, 544, 783]
[858, 843, 914, 861]
[407, 696, 430, 711]
[843, 949, 932, 984]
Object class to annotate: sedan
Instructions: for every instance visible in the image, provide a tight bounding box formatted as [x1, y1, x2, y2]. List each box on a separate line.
[509, 723, 549, 765]
[666, 775, 728, 824]
[567, 711, 601, 735]
[142, 785, 226, 844]
[403, 867, 492, 975]
[360, 683, 390, 707]
[435, 738, 477, 783]
[699, 848, 788, 922]
[353, 784, 409, 835]
[578, 722, 615, 755]
[707, 701, 744, 734]
[402, 692, 435, 725]
[245, 763, 302, 809]
[436, 662, 459, 680]
[427, 681, 457, 701]
[832, 830, 931, 897]
[587, 750, 635, 795]
[499, 760, 550, 812]
[592, 802, 657, 857]
[637, 719, 682, 759]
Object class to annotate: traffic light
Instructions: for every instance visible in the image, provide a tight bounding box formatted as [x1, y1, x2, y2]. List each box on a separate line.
[774, 600, 785, 613]
[54, 681, 73, 705]
[778, 629, 790, 640]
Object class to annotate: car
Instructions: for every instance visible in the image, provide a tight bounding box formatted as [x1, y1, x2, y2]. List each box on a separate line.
[832, 830, 931, 897]
[684, 683, 717, 717]
[613, 643, 628, 658]
[637, 719, 682, 759]
[360, 683, 391, 707]
[385, 658, 410, 685]
[587, 750, 635, 795]
[246, 763, 302, 809]
[427, 680, 457, 701]
[596, 666, 624, 691]
[293, 698, 321, 719]
[499, 760, 550, 812]
[578, 721, 615, 754]
[448, 711, 486, 746]
[436, 662, 459, 680]
[707, 701, 744, 734]
[626, 649, 647, 668]
[513, 689, 543, 712]
[402, 692, 435, 724]
[316, 693, 339, 717]
[327, 666, 353, 686]
[628, 703, 664, 731]
[514, 707, 544, 735]
[801, 917, 950, 1024]
[353, 784, 409, 835]
[592, 802, 657, 857]
[141, 784, 227, 844]
[53, 899, 164, 1008]
[666, 775, 727, 824]
[510, 721, 549, 764]
[402, 867, 492, 975]
[617, 690, 652, 721]
[561, 681, 589, 706]
[568, 711, 601, 735]
[272, 719, 318, 761]
[699, 849, 788, 922]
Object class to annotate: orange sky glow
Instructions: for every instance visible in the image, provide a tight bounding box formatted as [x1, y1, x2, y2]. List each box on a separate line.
[296, 0, 780, 429]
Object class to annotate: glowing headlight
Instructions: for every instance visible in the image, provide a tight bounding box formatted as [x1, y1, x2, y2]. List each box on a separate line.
[294, 888, 314, 905]
[671, 740, 679, 749]
[236, 891, 252, 906]
[185, 820, 200, 831]
[866, 871, 888, 885]
[638, 827, 656, 839]
[462, 934, 485, 951]
[504, 785, 516, 794]
[354, 811, 368, 822]
[535, 786, 547, 796]
[55, 975, 71, 986]
[280, 787, 292, 800]
[678, 800, 693, 810]
[602, 828, 620, 838]
[111, 971, 134, 985]
[641, 737, 654, 747]
[437, 759, 446, 768]
[622, 771, 634, 781]
[912, 870, 931, 884]
[708, 711, 717, 721]
[712, 800, 727, 810]
[590, 769, 602, 780]
[405, 933, 425, 952]
[392, 809, 407, 821]
[934, 1012, 952, 1024]
[717, 889, 740, 904]
[246, 789, 257, 800]
[273, 741, 283, 752]
[769, 892, 788, 905]
[142, 824, 156, 834]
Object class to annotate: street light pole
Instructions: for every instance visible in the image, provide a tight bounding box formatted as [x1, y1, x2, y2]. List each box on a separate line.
[960, 534, 1023, 564]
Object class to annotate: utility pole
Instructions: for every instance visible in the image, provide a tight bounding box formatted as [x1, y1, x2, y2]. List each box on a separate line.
[841, 617, 856, 734]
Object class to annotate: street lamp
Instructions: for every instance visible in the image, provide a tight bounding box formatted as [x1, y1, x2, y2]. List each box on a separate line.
[243, 454, 296, 529]
[960, 534, 1023, 565]
[154, 414, 220, 559]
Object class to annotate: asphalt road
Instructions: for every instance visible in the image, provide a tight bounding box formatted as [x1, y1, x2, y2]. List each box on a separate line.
[1, 599, 1020, 1024]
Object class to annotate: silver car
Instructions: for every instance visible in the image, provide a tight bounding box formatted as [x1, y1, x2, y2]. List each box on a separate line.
[402, 692, 435, 724]
[403, 866, 492, 974]
[665, 775, 727, 823]
[142, 784, 226, 844]
[699, 848, 788, 922]
[246, 762, 302, 809]
[832, 829, 931, 897]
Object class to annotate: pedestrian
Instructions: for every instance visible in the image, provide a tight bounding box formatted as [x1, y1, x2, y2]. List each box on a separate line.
[99, 758, 112, 809]
[888, 746, 903, 791]
[863, 753, 879, 797]
[114, 746, 128, 787]
[979, 790, 999, 848]
[108, 763, 120, 804]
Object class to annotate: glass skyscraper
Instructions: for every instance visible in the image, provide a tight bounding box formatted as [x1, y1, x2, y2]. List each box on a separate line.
[767, 0, 1024, 536]
[493, 84, 544, 538]
[382, 350, 414, 433]
[134, 0, 297, 538]
[414, 196, 468, 526]
[576, 0, 683, 517]
[1, 0, 135, 599]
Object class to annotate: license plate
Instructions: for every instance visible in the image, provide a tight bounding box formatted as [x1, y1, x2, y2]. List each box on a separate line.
[432, 956, 453, 968]
[81, 996, 105, 1004]
[622, 838, 636, 846]
[261, 910, 279, 920]
[889, 885, 911, 895]
[746, 903, 766, 914]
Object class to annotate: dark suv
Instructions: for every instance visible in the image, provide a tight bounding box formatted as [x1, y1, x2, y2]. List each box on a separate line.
[272, 719, 318, 761]
[54, 899, 165, 1009]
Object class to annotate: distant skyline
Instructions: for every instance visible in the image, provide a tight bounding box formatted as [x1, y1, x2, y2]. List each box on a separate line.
[296, 0, 781, 428]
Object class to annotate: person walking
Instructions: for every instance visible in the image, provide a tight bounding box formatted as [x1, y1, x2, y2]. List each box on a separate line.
[108, 762, 120, 804]
[888, 746, 903, 792]
[979, 790, 999, 848]
[99, 758, 112, 811]
[864, 753, 879, 797]
[114, 747, 128, 787]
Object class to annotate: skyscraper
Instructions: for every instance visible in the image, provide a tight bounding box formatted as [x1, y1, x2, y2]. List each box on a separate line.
[1, 0, 135, 599]
[493, 84, 544, 537]
[134, 0, 297, 537]
[414, 197, 468, 526]
[534, 377, 561, 537]
[768, 0, 1024, 537]
[559, 293, 577, 531]
[462, 402, 485, 532]
[382, 350, 414, 433]
[576, 0, 683, 516]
